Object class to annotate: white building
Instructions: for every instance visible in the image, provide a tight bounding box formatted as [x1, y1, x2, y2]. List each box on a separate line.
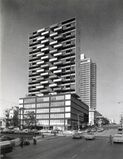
[80, 54, 96, 125]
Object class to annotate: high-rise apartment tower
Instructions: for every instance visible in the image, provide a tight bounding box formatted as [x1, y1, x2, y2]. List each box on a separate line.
[28, 18, 80, 97]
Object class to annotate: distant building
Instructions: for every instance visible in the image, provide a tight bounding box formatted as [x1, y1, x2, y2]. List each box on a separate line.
[80, 54, 96, 125]
[0, 117, 6, 128]
[19, 94, 88, 130]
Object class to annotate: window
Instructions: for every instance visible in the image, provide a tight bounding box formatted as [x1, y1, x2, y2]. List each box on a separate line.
[19, 99, 23, 104]
[24, 104, 35, 109]
[37, 97, 49, 102]
[65, 107, 71, 112]
[24, 98, 35, 103]
[50, 120, 64, 125]
[65, 101, 71, 106]
[50, 113, 64, 118]
[51, 95, 64, 101]
[65, 113, 70, 118]
[50, 108, 64, 113]
[50, 101, 64, 107]
[37, 114, 49, 119]
[65, 94, 71, 100]
[37, 103, 49, 108]
[37, 109, 49, 113]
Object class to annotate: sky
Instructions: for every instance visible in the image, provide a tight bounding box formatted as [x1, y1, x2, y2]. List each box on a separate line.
[0, 0, 123, 123]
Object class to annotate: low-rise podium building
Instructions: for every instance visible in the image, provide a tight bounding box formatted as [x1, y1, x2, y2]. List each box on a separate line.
[19, 93, 88, 130]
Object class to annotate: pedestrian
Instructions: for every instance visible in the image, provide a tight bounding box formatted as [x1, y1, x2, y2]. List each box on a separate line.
[20, 137, 24, 148]
[109, 135, 113, 145]
[33, 135, 37, 145]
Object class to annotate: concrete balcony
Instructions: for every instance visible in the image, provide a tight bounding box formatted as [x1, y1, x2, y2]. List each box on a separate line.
[36, 69, 44, 73]
[54, 52, 62, 57]
[49, 83, 57, 87]
[37, 28, 45, 33]
[53, 78, 62, 82]
[40, 89, 48, 93]
[37, 53, 44, 57]
[49, 57, 57, 62]
[41, 72, 49, 76]
[41, 39, 49, 44]
[49, 49, 57, 54]
[37, 44, 45, 49]
[41, 47, 49, 52]
[41, 81, 48, 84]
[53, 87, 61, 91]
[54, 43, 62, 49]
[50, 32, 58, 37]
[54, 26, 62, 32]
[54, 61, 62, 65]
[49, 41, 58, 45]
[41, 64, 49, 68]
[37, 93, 43, 97]
[36, 77, 44, 81]
[54, 35, 63, 40]
[49, 66, 57, 70]
[36, 85, 44, 89]
[53, 70, 62, 74]
[37, 36, 45, 41]
[41, 31, 49, 35]
[36, 61, 44, 65]
[49, 75, 57, 79]
[41, 55, 49, 60]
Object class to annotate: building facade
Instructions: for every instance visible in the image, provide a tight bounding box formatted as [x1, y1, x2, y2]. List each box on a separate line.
[19, 94, 88, 130]
[80, 54, 96, 125]
[28, 18, 80, 97]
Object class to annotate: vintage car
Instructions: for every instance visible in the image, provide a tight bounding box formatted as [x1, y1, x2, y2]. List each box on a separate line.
[84, 132, 95, 140]
[113, 133, 123, 143]
[72, 132, 82, 139]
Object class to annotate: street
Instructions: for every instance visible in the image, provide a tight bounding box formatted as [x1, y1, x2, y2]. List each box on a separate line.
[2, 134, 123, 159]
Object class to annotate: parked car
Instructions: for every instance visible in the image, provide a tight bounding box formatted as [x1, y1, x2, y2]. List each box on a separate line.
[113, 133, 123, 143]
[117, 127, 123, 134]
[97, 128, 104, 132]
[0, 136, 13, 155]
[72, 132, 82, 139]
[84, 132, 95, 140]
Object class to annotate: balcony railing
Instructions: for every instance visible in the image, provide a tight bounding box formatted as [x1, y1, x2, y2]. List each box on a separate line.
[36, 69, 44, 73]
[49, 58, 57, 62]
[41, 81, 48, 84]
[37, 36, 45, 41]
[54, 43, 62, 49]
[54, 26, 62, 32]
[37, 53, 44, 57]
[41, 39, 49, 44]
[41, 47, 49, 52]
[41, 31, 49, 36]
[37, 44, 45, 49]
[37, 28, 45, 33]
[49, 66, 57, 70]
[49, 83, 57, 87]
[50, 32, 58, 37]
[49, 41, 58, 45]
[54, 52, 62, 57]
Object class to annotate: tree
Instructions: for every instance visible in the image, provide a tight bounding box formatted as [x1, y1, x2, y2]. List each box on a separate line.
[4, 107, 20, 127]
[13, 107, 20, 127]
[5, 109, 10, 127]
[24, 111, 36, 128]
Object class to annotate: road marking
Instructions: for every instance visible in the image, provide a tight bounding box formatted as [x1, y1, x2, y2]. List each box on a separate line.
[72, 154, 78, 158]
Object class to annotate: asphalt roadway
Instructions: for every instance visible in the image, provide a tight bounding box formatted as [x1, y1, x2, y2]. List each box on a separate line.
[2, 135, 123, 159]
